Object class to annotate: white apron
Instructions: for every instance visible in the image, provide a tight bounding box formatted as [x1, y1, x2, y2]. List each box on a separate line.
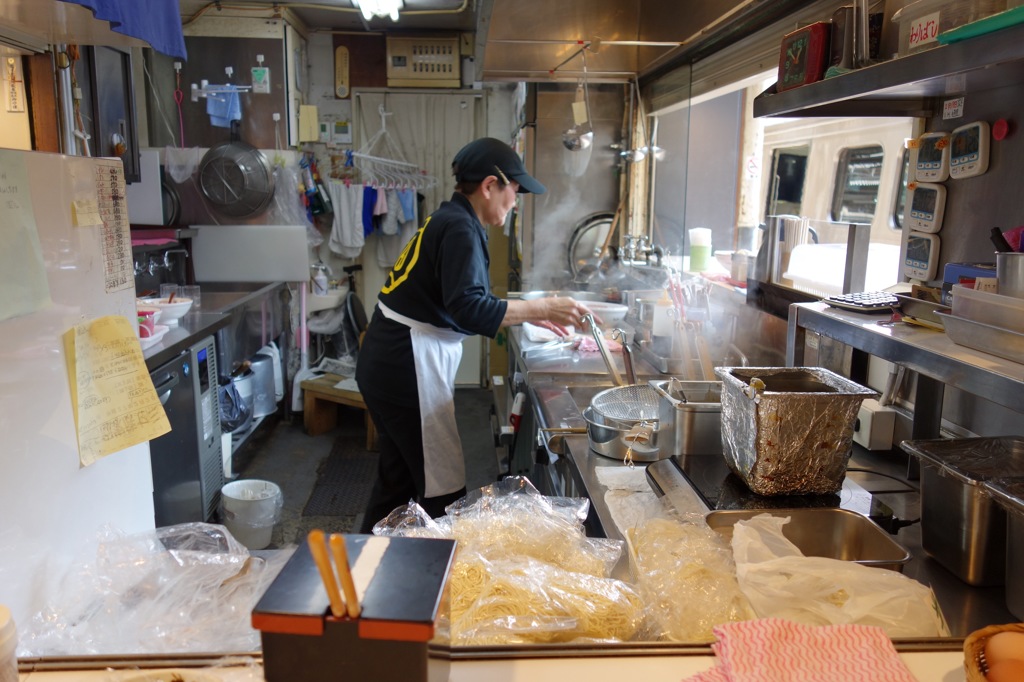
[378, 302, 466, 497]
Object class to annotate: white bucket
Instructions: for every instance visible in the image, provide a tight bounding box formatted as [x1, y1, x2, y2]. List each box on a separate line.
[0, 605, 17, 682]
[220, 479, 283, 550]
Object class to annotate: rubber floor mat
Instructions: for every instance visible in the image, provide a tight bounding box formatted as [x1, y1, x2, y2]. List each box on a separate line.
[302, 448, 378, 516]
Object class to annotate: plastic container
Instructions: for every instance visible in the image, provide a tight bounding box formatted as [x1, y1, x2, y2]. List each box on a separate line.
[0, 605, 17, 682]
[220, 479, 283, 550]
[950, 283, 1024, 333]
[893, 0, 1009, 56]
[900, 437, 1024, 586]
[715, 367, 878, 496]
[249, 354, 278, 418]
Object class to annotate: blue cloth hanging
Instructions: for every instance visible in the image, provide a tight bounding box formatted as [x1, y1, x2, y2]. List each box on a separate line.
[206, 85, 242, 128]
[59, 0, 187, 60]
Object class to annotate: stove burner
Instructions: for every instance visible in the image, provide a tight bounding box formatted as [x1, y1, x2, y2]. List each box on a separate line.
[671, 453, 902, 531]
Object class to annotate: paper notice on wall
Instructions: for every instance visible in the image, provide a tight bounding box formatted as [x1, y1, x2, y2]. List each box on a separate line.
[93, 160, 134, 293]
[64, 315, 171, 467]
[0, 149, 51, 322]
[299, 104, 320, 143]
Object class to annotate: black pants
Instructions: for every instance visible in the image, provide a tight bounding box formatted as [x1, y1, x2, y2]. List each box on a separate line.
[358, 396, 466, 533]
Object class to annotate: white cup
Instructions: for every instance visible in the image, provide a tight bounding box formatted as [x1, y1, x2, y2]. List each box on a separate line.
[689, 228, 712, 272]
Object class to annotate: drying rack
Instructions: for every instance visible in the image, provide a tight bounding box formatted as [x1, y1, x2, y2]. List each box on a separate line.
[349, 105, 437, 190]
[190, 66, 253, 102]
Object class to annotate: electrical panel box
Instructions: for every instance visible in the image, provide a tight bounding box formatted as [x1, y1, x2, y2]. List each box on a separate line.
[386, 36, 461, 88]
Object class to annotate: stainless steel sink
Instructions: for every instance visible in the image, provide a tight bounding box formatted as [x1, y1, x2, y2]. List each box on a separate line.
[195, 282, 281, 314]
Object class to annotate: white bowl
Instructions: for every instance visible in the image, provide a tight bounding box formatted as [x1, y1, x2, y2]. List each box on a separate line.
[585, 301, 628, 325]
[150, 298, 193, 325]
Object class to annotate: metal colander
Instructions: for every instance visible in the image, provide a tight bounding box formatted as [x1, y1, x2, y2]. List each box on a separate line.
[590, 384, 661, 423]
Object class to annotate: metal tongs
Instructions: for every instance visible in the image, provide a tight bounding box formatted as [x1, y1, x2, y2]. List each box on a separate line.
[583, 312, 624, 386]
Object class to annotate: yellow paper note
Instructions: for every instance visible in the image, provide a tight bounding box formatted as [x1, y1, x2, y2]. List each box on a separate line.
[64, 315, 171, 466]
[71, 197, 103, 227]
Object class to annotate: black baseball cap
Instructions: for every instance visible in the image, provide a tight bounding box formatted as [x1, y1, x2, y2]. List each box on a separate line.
[451, 137, 546, 194]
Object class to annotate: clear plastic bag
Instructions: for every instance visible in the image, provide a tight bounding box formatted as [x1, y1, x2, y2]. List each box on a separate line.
[450, 555, 644, 645]
[374, 477, 642, 645]
[18, 523, 293, 656]
[627, 515, 756, 643]
[730, 513, 949, 638]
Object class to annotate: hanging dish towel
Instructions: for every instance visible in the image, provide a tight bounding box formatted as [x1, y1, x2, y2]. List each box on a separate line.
[684, 619, 918, 682]
[328, 181, 365, 258]
[207, 84, 242, 128]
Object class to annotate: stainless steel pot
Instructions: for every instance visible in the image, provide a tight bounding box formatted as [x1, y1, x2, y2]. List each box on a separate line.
[582, 406, 665, 462]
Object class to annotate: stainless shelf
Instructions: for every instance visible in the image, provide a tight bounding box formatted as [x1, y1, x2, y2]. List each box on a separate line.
[754, 22, 1024, 118]
[786, 302, 1024, 438]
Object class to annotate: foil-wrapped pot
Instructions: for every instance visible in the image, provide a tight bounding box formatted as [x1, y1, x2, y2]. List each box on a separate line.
[714, 367, 878, 496]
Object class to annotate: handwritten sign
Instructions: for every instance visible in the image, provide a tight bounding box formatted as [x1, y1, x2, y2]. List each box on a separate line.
[94, 160, 134, 293]
[64, 315, 171, 466]
[907, 11, 941, 52]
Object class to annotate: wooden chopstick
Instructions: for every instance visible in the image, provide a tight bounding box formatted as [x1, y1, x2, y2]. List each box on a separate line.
[330, 533, 361, 619]
[307, 529, 345, 618]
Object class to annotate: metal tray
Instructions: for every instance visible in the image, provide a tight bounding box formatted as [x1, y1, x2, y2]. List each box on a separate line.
[895, 293, 950, 325]
[936, 311, 1024, 364]
[705, 508, 911, 571]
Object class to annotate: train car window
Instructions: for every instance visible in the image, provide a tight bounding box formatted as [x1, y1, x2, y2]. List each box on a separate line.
[891, 147, 911, 230]
[830, 145, 884, 224]
[765, 146, 809, 218]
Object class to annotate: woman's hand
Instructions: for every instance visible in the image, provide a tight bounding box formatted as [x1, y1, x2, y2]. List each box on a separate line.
[502, 296, 603, 336]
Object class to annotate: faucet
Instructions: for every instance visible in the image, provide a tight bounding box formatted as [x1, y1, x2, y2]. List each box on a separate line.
[163, 248, 189, 270]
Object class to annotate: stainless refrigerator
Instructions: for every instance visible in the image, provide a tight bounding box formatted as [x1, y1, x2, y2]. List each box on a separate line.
[148, 336, 224, 527]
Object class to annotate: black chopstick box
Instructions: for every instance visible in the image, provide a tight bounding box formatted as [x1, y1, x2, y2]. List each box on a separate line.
[253, 534, 457, 682]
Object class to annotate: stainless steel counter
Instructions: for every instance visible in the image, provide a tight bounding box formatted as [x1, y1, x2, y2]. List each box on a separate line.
[517, 331, 1017, 639]
[142, 282, 286, 372]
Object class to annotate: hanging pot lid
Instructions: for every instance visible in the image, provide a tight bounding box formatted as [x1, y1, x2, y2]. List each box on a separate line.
[198, 121, 276, 219]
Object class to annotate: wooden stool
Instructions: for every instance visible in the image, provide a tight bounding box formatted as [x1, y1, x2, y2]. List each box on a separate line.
[300, 374, 378, 450]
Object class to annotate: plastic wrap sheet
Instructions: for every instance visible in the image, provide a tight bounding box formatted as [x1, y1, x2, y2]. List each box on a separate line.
[715, 367, 878, 496]
[627, 516, 756, 643]
[900, 436, 1024, 485]
[18, 523, 293, 656]
[375, 477, 643, 645]
[268, 164, 322, 248]
[730, 514, 949, 638]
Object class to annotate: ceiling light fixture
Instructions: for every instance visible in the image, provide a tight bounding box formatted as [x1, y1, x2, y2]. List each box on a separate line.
[353, 0, 401, 22]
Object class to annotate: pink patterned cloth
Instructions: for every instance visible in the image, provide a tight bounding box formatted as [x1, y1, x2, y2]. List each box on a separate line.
[685, 619, 919, 682]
